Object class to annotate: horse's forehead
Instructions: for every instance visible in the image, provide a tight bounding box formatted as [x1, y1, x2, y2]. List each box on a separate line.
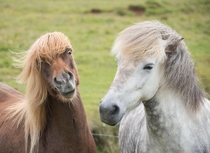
[52, 56, 65, 64]
[38, 46, 71, 63]
[117, 52, 157, 67]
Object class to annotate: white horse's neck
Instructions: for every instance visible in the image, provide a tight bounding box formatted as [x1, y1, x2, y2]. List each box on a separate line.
[144, 88, 189, 129]
[142, 87, 210, 152]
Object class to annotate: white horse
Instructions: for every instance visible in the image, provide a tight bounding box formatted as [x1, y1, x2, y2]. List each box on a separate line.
[99, 21, 210, 153]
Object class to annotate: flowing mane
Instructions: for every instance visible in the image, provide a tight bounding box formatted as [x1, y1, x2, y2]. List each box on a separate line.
[4, 32, 73, 153]
[111, 21, 204, 112]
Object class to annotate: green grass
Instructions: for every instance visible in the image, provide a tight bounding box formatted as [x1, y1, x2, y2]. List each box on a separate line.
[0, 0, 210, 152]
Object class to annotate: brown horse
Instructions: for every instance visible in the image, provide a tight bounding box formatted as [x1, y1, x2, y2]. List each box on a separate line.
[0, 32, 96, 153]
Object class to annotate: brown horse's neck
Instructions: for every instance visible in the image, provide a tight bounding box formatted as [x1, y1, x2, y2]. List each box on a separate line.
[39, 89, 96, 153]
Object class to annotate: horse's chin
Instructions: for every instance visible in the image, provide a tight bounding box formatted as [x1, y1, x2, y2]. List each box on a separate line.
[108, 117, 123, 126]
[56, 89, 76, 102]
[61, 89, 75, 98]
[100, 116, 122, 126]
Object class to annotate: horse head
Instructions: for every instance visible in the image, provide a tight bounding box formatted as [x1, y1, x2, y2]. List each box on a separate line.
[17, 32, 79, 103]
[40, 47, 79, 101]
[99, 21, 192, 126]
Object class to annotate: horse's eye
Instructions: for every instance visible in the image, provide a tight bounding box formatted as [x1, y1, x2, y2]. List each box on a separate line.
[143, 63, 154, 70]
[66, 49, 72, 55]
[68, 51, 72, 55]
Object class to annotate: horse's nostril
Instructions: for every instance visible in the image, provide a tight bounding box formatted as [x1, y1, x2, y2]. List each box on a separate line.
[53, 77, 57, 82]
[53, 77, 61, 84]
[67, 71, 73, 80]
[110, 105, 120, 116]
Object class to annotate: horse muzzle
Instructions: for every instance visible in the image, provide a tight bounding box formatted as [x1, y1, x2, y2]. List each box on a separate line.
[99, 99, 125, 126]
[53, 71, 76, 98]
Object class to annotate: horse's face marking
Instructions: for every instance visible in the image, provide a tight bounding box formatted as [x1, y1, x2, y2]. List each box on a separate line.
[100, 55, 164, 125]
[41, 48, 79, 100]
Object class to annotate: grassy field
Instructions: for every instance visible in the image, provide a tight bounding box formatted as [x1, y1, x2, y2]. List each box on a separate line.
[0, 0, 210, 152]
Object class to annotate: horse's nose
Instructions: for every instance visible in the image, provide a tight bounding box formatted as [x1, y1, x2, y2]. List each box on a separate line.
[100, 103, 120, 116]
[53, 71, 76, 98]
[53, 71, 73, 86]
[99, 101, 121, 126]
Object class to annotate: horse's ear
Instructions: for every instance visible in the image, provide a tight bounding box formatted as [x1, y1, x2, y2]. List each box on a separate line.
[165, 38, 184, 53]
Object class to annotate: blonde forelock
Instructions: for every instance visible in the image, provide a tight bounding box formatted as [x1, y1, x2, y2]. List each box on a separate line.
[111, 21, 179, 63]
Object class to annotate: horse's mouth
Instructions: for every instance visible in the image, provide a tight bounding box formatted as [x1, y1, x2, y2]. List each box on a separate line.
[61, 89, 75, 98]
